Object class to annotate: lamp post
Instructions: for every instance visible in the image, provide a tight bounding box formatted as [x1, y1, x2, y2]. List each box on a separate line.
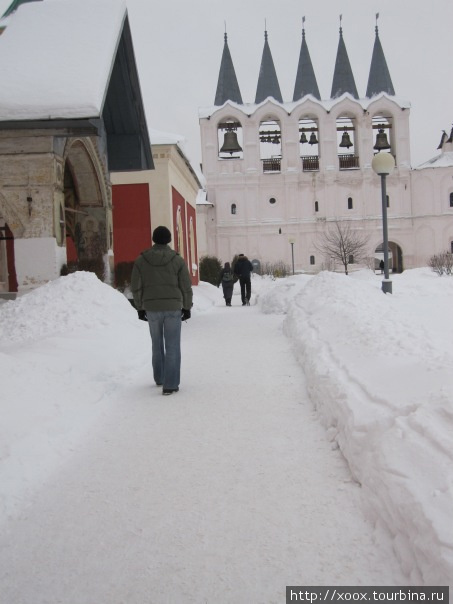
[288, 237, 295, 274]
[371, 152, 395, 294]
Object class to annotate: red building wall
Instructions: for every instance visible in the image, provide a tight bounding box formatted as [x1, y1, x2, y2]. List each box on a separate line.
[186, 202, 199, 285]
[171, 187, 187, 258]
[112, 183, 151, 264]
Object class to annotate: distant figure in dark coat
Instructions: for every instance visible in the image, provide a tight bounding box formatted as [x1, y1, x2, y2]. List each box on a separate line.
[217, 262, 235, 306]
[379, 260, 385, 274]
[234, 253, 253, 306]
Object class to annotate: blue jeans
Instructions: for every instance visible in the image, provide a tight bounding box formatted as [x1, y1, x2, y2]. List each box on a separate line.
[146, 310, 182, 390]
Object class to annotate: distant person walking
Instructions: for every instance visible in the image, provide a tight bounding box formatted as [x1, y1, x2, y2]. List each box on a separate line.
[217, 261, 235, 306]
[131, 226, 193, 395]
[379, 260, 385, 274]
[234, 253, 253, 306]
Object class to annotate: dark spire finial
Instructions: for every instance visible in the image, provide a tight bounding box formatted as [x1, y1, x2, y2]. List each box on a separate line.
[366, 16, 395, 98]
[331, 18, 359, 99]
[214, 29, 243, 105]
[255, 26, 283, 103]
[293, 15, 321, 101]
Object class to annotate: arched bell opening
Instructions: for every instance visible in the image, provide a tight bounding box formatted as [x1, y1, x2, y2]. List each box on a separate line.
[259, 117, 281, 173]
[217, 119, 243, 160]
[336, 116, 359, 170]
[374, 241, 403, 273]
[372, 114, 394, 161]
[299, 116, 319, 171]
[63, 140, 109, 278]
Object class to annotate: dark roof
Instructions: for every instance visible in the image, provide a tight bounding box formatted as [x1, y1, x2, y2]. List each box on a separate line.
[214, 33, 243, 105]
[366, 26, 395, 97]
[0, 6, 153, 172]
[331, 26, 358, 99]
[2, 0, 41, 18]
[293, 27, 320, 101]
[255, 30, 283, 104]
[102, 15, 153, 171]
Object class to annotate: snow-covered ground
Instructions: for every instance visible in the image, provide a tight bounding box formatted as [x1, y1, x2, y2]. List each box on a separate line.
[0, 269, 451, 601]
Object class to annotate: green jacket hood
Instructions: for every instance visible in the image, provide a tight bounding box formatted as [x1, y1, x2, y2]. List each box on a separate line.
[141, 245, 178, 267]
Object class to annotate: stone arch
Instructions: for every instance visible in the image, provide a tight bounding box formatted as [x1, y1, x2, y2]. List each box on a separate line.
[63, 138, 111, 264]
[374, 240, 404, 273]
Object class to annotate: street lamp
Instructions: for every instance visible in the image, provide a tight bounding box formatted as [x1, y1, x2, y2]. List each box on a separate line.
[288, 237, 295, 274]
[371, 152, 395, 294]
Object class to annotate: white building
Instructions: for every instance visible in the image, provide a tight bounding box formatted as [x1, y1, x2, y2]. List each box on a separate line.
[198, 22, 453, 273]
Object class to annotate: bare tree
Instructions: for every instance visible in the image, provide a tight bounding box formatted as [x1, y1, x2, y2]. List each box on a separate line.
[428, 251, 453, 276]
[315, 221, 370, 275]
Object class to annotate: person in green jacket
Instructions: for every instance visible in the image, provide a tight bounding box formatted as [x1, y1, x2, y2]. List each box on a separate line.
[131, 226, 193, 395]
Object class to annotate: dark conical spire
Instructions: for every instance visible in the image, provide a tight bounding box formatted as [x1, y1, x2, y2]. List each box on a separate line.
[366, 17, 395, 97]
[293, 18, 320, 101]
[331, 17, 359, 99]
[214, 32, 243, 106]
[255, 29, 283, 104]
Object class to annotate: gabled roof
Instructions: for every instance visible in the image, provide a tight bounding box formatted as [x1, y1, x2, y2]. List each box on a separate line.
[293, 24, 320, 101]
[366, 25, 395, 98]
[331, 25, 358, 99]
[1, 0, 42, 19]
[214, 33, 243, 105]
[0, 0, 152, 171]
[255, 30, 283, 104]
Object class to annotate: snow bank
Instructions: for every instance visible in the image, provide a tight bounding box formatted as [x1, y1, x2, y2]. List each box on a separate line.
[0, 273, 146, 522]
[0, 271, 137, 344]
[0, 273, 225, 525]
[280, 269, 453, 586]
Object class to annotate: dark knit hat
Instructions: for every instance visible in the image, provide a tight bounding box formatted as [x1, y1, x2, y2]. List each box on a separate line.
[152, 226, 171, 245]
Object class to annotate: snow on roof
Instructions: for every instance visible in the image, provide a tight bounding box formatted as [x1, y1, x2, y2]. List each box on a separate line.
[149, 128, 186, 146]
[198, 92, 411, 120]
[0, 0, 127, 121]
[196, 189, 211, 205]
[415, 150, 453, 170]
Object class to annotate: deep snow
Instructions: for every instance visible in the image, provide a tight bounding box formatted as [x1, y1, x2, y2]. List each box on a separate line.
[0, 269, 451, 602]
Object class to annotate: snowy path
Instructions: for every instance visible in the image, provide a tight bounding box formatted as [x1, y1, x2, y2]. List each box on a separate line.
[0, 298, 406, 603]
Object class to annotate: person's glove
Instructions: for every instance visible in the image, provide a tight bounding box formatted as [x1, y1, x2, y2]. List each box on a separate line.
[138, 309, 148, 321]
[181, 308, 191, 321]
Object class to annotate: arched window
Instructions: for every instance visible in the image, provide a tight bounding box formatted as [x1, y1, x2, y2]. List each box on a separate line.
[372, 115, 393, 157]
[450, 192, 453, 207]
[218, 119, 243, 159]
[349, 255, 354, 264]
[259, 118, 281, 173]
[310, 255, 315, 265]
[337, 116, 358, 170]
[231, 203, 237, 215]
[299, 117, 320, 172]
[315, 201, 319, 212]
[348, 197, 353, 210]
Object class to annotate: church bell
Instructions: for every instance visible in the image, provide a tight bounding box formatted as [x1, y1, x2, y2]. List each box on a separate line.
[308, 132, 318, 145]
[339, 130, 353, 149]
[373, 128, 390, 151]
[300, 132, 308, 144]
[220, 130, 243, 154]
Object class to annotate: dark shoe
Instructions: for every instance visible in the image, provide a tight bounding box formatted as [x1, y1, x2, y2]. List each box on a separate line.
[242, 301, 246, 306]
[246, 300, 250, 306]
[163, 387, 179, 395]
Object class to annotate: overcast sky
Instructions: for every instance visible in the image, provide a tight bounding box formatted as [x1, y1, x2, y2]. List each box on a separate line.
[1, 0, 452, 174]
